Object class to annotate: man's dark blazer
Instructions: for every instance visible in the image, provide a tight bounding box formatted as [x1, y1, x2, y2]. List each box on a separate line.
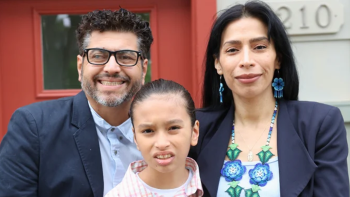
[189, 100, 349, 197]
[0, 91, 104, 197]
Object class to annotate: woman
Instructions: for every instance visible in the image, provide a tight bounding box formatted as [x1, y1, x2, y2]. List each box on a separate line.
[189, 1, 349, 197]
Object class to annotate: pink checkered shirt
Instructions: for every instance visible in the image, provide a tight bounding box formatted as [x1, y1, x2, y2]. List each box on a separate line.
[105, 157, 203, 197]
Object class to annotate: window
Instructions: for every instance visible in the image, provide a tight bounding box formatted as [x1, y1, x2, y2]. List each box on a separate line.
[41, 13, 151, 90]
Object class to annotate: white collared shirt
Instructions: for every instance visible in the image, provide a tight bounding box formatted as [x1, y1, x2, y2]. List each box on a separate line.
[88, 102, 143, 196]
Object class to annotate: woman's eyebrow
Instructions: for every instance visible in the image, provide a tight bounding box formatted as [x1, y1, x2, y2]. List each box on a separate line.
[222, 36, 269, 47]
[249, 36, 269, 43]
[223, 40, 241, 46]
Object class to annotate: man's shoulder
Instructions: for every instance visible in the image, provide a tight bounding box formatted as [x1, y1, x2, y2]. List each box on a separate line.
[14, 92, 89, 123]
[8, 92, 90, 138]
[19, 95, 75, 115]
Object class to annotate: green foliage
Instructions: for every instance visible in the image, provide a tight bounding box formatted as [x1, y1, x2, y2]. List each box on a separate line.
[257, 150, 274, 164]
[245, 189, 260, 197]
[42, 14, 82, 89]
[261, 145, 271, 152]
[229, 143, 238, 150]
[227, 147, 242, 161]
[226, 185, 244, 197]
[229, 181, 239, 188]
[251, 185, 261, 192]
[245, 189, 253, 197]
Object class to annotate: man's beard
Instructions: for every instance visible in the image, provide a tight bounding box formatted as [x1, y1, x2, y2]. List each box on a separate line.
[81, 72, 142, 107]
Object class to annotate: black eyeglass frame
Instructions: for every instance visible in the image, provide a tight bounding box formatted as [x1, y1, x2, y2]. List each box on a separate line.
[83, 48, 143, 67]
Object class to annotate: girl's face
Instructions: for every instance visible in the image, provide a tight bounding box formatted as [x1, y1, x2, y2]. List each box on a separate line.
[132, 93, 199, 174]
[215, 17, 280, 99]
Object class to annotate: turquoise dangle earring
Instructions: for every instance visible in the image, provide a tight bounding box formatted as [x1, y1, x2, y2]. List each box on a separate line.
[272, 70, 284, 98]
[219, 75, 224, 103]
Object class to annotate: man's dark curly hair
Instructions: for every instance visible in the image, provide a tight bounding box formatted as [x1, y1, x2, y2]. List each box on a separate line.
[76, 8, 153, 58]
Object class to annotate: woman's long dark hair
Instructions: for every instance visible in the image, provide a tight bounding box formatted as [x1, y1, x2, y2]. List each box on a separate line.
[202, 0, 299, 109]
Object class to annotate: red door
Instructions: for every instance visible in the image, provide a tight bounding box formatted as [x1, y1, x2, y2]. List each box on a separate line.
[0, 0, 215, 140]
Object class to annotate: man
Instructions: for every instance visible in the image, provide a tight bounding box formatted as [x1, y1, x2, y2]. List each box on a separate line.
[0, 8, 153, 197]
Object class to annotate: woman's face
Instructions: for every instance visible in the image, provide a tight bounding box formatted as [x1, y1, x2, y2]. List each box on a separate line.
[215, 17, 280, 100]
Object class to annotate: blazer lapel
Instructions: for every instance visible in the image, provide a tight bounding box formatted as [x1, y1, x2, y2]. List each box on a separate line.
[197, 105, 234, 197]
[277, 100, 317, 197]
[71, 91, 104, 197]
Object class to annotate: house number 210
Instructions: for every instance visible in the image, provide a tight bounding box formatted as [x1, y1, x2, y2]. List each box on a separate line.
[268, 1, 344, 35]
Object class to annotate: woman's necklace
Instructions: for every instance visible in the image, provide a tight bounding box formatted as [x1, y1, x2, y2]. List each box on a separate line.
[221, 101, 278, 197]
[236, 126, 268, 162]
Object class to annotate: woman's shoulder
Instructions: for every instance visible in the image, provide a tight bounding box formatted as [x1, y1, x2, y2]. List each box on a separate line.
[282, 100, 340, 116]
[195, 105, 232, 123]
[281, 99, 343, 130]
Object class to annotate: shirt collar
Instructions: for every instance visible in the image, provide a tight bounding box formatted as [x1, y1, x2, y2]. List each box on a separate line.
[129, 157, 204, 196]
[87, 101, 134, 142]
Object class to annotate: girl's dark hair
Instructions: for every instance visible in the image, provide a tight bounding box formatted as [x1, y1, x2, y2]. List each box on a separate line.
[130, 79, 196, 126]
[202, 0, 299, 109]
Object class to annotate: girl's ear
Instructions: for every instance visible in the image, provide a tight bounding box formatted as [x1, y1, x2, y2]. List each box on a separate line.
[191, 120, 200, 146]
[133, 128, 140, 150]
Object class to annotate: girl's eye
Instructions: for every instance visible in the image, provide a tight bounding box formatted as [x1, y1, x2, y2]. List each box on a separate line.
[255, 45, 266, 50]
[169, 126, 180, 131]
[142, 129, 153, 134]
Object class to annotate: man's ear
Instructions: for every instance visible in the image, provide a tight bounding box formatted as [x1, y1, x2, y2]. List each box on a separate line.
[214, 56, 223, 75]
[133, 127, 140, 150]
[191, 120, 200, 146]
[141, 59, 148, 85]
[77, 55, 83, 82]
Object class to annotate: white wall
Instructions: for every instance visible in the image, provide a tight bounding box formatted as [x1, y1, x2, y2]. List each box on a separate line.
[217, 0, 350, 175]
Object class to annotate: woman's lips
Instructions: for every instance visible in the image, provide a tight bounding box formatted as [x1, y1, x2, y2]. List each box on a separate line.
[235, 74, 262, 84]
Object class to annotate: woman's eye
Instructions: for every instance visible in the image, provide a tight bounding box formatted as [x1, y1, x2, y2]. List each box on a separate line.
[226, 48, 238, 53]
[142, 129, 153, 134]
[255, 45, 266, 50]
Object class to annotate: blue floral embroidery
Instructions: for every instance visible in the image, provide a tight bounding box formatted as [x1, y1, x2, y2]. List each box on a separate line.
[221, 160, 246, 182]
[272, 78, 284, 91]
[249, 163, 273, 186]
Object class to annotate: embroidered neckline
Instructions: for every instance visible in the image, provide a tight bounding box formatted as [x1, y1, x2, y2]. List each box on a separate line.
[221, 101, 278, 197]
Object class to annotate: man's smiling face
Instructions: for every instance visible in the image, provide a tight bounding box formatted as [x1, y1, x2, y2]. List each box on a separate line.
[77, 30, 147, 107]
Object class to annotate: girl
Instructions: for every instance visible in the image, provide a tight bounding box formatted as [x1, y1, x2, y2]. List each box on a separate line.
[106, 79, 203, 197]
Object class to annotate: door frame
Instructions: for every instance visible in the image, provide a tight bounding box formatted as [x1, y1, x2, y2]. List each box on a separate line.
[191, 0, 216, 105]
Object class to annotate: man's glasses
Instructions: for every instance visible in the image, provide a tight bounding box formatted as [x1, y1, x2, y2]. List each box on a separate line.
[83, 48, 142, 67]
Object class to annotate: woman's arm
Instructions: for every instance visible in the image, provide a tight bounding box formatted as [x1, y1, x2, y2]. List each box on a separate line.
[314, 107, 349, 196]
